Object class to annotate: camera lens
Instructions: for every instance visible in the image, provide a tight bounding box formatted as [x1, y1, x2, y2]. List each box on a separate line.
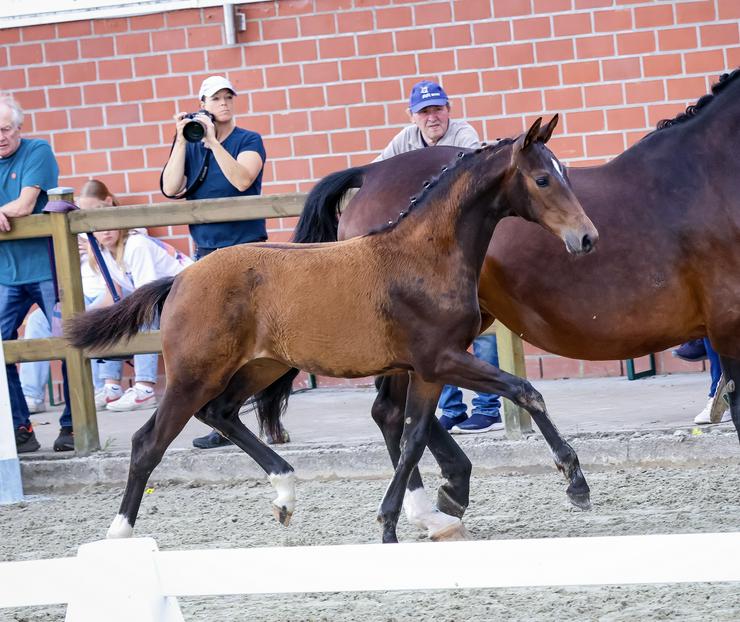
[183, 119, 205, 143]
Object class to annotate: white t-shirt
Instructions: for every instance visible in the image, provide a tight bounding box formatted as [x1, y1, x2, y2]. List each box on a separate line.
[375, 119, 481, 161]
[98, 233, 193, 292]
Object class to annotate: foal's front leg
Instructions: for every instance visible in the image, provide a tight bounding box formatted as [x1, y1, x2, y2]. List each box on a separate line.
[377, 373, 440, 543]
[438, 350, 591, 510]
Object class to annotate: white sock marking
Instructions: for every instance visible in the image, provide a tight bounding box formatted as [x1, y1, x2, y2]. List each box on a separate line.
[269, 472, 296, 515]
[107, 514, 134, 539]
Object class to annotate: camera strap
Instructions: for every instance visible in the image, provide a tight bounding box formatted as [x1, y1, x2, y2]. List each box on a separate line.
[159, 136, 211, 200]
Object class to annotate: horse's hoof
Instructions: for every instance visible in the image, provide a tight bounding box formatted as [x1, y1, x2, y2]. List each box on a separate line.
[568, 490, 592, 511]
[272, 503, 293, 526]
[436, 488, 466, 519]
[430, 519, 469, 542]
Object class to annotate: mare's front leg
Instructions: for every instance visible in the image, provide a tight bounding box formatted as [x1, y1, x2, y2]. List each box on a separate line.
[719, 355, 740, 443]
[436, 350, 591, 510]
[377, 373, 440, 543]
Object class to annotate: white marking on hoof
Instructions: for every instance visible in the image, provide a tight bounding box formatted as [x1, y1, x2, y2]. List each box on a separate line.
[269, 472, 296, 526]
[106, 514, 133, 539]
[403, 488, 466, 540]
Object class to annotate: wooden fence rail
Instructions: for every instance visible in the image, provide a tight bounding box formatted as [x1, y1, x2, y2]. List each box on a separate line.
[1, 194, 528, 455]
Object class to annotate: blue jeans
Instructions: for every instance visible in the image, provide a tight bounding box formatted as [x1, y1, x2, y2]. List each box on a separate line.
[0, 280, 71, 429]
[705, 338, 722, 398]
[438, 334, 502, 418]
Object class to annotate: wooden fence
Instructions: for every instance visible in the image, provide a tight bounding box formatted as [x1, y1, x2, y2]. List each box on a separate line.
[1, 194, 528, 455]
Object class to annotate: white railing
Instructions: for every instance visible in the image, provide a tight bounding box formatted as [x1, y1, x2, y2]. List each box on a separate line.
[1, 533, 739, 621]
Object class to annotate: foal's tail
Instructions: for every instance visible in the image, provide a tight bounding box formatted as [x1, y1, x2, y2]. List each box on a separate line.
[65, 276, 175, 350]
[292, 166, 365, 243]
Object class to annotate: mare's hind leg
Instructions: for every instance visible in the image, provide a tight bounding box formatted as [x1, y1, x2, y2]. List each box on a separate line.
[373, 375, 470, 540]
[434, 349, 591, 511]
[719, 355, 740, 443]
[196, 360, 297, 525]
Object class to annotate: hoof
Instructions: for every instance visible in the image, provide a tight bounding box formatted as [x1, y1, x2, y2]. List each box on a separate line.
[436, 488, 466, 519]
[272, 503, 293, 526]
[568, 490, 592, 511]
[430, 519, 469, 542]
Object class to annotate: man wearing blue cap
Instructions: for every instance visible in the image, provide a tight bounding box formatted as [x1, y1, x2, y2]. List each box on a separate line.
[375, 80, 503, 434]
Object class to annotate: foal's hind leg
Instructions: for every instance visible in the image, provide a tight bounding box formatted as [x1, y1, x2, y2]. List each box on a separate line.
[719, 355, 740, 443]
[196, 361, 298, 525]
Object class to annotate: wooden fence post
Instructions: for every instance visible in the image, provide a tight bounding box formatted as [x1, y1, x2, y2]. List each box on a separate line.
[494, 323, 533, 439]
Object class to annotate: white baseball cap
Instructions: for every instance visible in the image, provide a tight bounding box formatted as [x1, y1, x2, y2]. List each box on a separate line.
[198, 75, 237, 100]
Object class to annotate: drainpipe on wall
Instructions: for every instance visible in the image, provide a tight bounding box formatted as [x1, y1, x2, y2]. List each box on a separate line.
[223, 2, 246, 46]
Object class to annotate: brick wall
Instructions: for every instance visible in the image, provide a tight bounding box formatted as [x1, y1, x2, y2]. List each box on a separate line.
[4, 0, 737, 382]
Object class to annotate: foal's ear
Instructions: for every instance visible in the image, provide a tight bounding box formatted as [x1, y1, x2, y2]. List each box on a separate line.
[538, 114, 559, 144]
[513, 117, 542, 156]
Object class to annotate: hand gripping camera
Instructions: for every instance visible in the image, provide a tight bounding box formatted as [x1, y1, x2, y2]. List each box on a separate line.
[182, 110, 216, 143]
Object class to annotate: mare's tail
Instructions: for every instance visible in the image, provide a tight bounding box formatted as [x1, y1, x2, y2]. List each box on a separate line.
[253, 368, 301, 442]
[65, 276, 175, 350]
[292, 166, 365, 243]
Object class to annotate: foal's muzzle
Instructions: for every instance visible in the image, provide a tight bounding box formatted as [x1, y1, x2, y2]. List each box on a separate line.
[564, 229, 599, 255]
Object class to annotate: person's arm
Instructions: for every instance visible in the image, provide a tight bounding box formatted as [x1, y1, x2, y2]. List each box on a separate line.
[161, 114, 190, 197]
[0, 186, 42, 232]
[208, 142, 263, 192]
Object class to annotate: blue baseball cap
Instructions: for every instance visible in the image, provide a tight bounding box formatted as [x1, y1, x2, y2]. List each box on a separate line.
[409, 80, 449, 113]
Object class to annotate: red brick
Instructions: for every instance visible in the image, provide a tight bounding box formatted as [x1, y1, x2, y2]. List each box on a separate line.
[327, 83, 363, 106]
[497, 42, 534, 66]
[80, 36, 114, 59]
[288, 86, 325, 109]
[89, 18, 126, 35]
[576, 35, 615, 59]
[718, 0, 740, 18]
[367, 127, 398, 151]
[414, 2, 453, 25]
[116, 33, 151, 55]
[339, 58, 376, 81]
[505, 90, 543, 114]
[264, 65, 300, 88]
[593, 9, 632, 32]
[273, 111, 309, 134]
[300, 13, 337, 36]
[684, 49, 726, 74]
[574, 0, 611, 7]
[57, 21, 92, 38]
[97, 59, 132, 81]
[677, 0, 715, 23]
[319, 35, 356, 59]
[311, 108, 347, 132]
[47, 87, 81, 108]
[264, 136, 292, 158]
[435, 24, 472, 48]
[667, 77, 708, 100]
[365, 79, 402, 103]
[540, 355, 581, 380]
[53, 131, 87, 153]
[379, 54, 417, 77]
[120, 80, 154, 102]
[244, 43, 280, 66]
[133, 55, 168, 78]
[261, 17, 299, 40]
[625, 80, 665, 104]
[585, 83, 623, 107]
[281, 40, 317, 64]
[207, 47, 243, 70]
[521, 65, 560, 88]
[349, 104, 385, 127]
[312, 155, 351, 178]
[454, 0, 492, 20]
[111, 148, 144, 170]
[106, 104, 141, 125]
[536, 39, 575, 63]
[127, 170, 162, 193]
[376, 6, 413, 29]
[545, 87, 583, 111]
[418, 50, 456, 74]
[129, 13, 165, 31]
[142, 101, 176, 123]
[585, 132, 625, 158]
[44, 40, 79, 63]
[125, 125, 158, 147]
[481, 68, 520, 92]
[293, 133, 329, 156]
[553, 13, 591, 37]
[358, 32, 394, 55]
[89, 128, 123, 149]
[396, 28, 434, 52]
[251, 90, 287, 113]
[658, 27, 698, 51]
[493, 0, 532, 18]
[337, 10, 373, 33]
[582, 360, 623, 378]
[84, 83, 118, 105]
[625, 130, 647, 147]
[301, 61, 338, 84]
[187, 25, 223, 48]
[514, 16, 552, 40]
[169, 51, 204, 74]
[700, 23, 739, 47]
[548, 135, 584, 160]
[727, 46, 740, 67]
[562, 61, 600, 85]
[464, 94, 503, 119]
[22, 24, 54, 41]
[27, 65, 60, 88]
[70, 106, 103, 129]
[533, 0, 571, 12]
[151, 29, 186, 52]
[647, 103, 687, 127]
[0, 29, 20, 44]
[472, 21, 511, 44]
[456, 47, 494, 70]
[606, 107, 646, 131]
[166, 8, 202, 27]
[33, 110, 67, 132]
[10, 43, 43, 65]
[567, 110, 604, 133]
[643, 53, 683, 77]
[145, 146, 173, 168]
[602, 57, 642, 81]
[62, 62, 98, 84]
[156, 77, 191, 99]
[635, 5, 675, 28]
[277, 0, 315, 16]
[616, 31, 656, 55]
[73, 152, 109, 175]
[274, 158, 311, 180]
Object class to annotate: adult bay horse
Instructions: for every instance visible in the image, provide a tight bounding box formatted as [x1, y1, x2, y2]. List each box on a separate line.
[67, 117, 597, 543]
[281, 69, 740, 535]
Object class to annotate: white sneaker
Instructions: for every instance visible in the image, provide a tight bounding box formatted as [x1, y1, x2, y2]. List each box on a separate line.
[95, 384, 123, 410]
[25, 396, 46, 414]
[693, 398, 731, 425]
[106, 384, 157, 412]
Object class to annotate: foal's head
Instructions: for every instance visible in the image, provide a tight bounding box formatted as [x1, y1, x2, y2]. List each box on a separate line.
[504, 116, 598, 255]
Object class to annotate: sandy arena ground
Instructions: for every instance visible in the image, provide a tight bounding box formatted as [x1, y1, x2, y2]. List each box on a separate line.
[2, 463, 740, 621]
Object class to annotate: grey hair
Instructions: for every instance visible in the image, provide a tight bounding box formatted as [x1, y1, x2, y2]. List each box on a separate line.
[0, 93, 24, 128]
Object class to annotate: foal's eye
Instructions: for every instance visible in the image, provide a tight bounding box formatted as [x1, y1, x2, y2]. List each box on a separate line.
[535, 176, 549, 187]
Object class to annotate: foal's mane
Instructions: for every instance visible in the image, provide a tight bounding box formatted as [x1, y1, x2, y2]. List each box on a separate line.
[651, 67, 740, 132]
[367, 137, 516, 237]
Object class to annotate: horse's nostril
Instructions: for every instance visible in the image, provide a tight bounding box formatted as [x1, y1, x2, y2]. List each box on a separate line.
[581, 235, 593, 253]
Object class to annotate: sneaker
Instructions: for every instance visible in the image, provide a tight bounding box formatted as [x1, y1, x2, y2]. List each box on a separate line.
[693, 398, 731, 425]
[53, 427, 75, 452]
[15, 425, 40, 454]
[438, 413, 468, 431]
[192, 430, 233, 449]
[672, 339, 707, 362]
[95, 384, 123, 410]
[451, 413, 505, 434]
[106, 384, 157, 412]
[25, 396, 46, 414]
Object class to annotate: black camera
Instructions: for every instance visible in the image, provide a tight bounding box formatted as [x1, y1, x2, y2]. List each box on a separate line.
[182, 110, 216, 143]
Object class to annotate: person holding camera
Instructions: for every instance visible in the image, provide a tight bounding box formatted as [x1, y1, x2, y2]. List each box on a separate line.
[161, 75, 285, 449]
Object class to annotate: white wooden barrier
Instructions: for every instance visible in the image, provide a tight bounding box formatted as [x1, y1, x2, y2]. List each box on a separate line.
[1, 533, 739, 621]
[0, 334, 23, 504]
